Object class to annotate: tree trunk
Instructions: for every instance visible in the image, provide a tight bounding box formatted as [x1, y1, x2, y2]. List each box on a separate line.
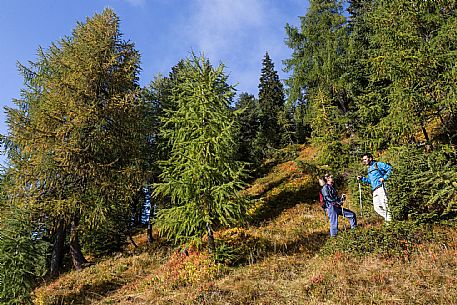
[50, 219, 66, 277]
[147, 222, 153, 244]
[147, 199, 156, 244]
[205, 198, 215, 253]
[69, 215, 88, 270]
[421, 121, 433, 151]
[206, 221, 215, 253]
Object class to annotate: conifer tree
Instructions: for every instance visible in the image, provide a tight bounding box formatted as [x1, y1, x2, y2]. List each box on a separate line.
[153, 54, 247, 251]
[4, 9, 148, 272]
[345, 0, 377, 130]
[0, 204, 48, 304]
[257, 52, 286, 151]
[284, 0, 349, 167]
[233, 92, 260, 165]
[358, 0, 457, 151]
[142, 62, 187, 243]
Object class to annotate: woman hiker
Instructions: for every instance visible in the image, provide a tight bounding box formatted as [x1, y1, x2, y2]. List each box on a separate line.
[321, 174, 357, 237]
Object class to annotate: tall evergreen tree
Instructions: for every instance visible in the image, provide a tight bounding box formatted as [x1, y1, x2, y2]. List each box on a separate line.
[233, 92, 260, 166]
[153, 54, 247, 251]
[257, 52, 287, 151]
[142, 62, 187, 243]
[284, 0, 349, 167]
[357, 0, 457, 151]
[345, 0, 377, 126]
[4, 9, 148, 273]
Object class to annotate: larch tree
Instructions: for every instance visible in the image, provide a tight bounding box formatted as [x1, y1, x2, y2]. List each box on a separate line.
[153, 54, 247, 252]
[359, 0, 457, 151]
[142, 61, 187, 244]
[4, 8, 149, 274]
[284, 0, 350, 167]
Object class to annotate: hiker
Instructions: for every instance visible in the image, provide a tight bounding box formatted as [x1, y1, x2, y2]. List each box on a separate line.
[321, 174, 357, 237]
[357, 153, 393, 222]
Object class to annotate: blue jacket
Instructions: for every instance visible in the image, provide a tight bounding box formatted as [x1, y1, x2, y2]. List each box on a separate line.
[321, 184, 341, 209]
[360, 161, 392, 191]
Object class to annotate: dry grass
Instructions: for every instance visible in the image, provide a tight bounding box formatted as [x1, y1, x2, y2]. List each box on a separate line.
[33, 144, 457, 305]
[33, 250, 168, 305]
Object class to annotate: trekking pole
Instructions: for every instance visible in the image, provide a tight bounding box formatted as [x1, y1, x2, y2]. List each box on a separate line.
[341, 194, 347, 232]
[382, 181, 389, 221]
[358, 182, 363, 217]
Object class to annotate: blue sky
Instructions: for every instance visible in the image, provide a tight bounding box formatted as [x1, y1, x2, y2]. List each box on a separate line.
[0, 0, 308, 138]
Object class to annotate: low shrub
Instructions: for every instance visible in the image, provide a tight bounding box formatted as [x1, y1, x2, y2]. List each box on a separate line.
[142, 247, 221, 291]
[213, 228, 270, 266]
[321, 221, 446, 260]
[385, 145, 457, 222]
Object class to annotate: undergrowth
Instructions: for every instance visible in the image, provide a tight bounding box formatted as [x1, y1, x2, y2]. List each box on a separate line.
[321, 221, 449, 260]
[31, 144, 457, 305]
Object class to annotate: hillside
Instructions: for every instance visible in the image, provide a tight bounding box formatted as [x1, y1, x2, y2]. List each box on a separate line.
[33, 145, 457, 305]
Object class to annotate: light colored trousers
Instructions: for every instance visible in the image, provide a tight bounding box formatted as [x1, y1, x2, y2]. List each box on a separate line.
[373, 186, 391, 221]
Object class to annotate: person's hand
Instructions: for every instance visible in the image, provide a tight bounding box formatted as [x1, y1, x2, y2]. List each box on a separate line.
[379, 178, 385, 183]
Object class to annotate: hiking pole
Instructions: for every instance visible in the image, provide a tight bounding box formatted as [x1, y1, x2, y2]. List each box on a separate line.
[341, 194, 348, 232]
[382, 181, 390, 221]
[358, 182, 363, 217]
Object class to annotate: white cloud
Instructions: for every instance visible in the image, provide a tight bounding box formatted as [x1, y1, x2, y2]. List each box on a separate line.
[186, 0, 265, 58]
[151, 0, 306, 97]
[177, 0, 298, 96]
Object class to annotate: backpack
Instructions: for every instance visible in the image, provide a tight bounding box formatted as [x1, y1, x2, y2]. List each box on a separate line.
[373, 161, 392, 176]
[319, 190, 325, 209]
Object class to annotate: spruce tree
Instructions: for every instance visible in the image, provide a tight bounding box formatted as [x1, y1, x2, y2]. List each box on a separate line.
[257, 52, 286, 151]
[233, 92, 260, 166]
[4, 9, 148, 272]
[153, 54, 247, 251]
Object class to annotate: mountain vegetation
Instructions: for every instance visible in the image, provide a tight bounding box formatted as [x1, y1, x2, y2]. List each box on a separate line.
[0, 1, 456, 304]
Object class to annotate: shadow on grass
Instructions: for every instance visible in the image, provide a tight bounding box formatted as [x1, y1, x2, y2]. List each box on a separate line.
[248, 175, 291, 200]
[46, 280, 125, 305]
[215, 229, 329, 269]
[272, 230, 329, 256]
[249, 182, 319, 226]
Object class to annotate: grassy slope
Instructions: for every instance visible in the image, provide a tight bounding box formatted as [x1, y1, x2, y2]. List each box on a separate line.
[33, 145, 457, 305]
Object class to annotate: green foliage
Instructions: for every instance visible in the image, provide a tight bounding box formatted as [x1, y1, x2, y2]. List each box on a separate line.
[0, 206, 49, 304]
[233, 93, 261, 166]
[154, 54, 248, 246]
[79, 207, 130, 257]
[322, 221, 443, 259]
[4, 8, 150, 265]
[354, 0, 457, 150]
[312, 133, 350, 172]
[385, 145, 457, 222]
[284, 0, 351, 166]
[144, 61, 188, 167]
[257, 52, 288, 151]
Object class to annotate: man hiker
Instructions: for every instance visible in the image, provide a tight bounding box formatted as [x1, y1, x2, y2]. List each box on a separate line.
[321, 174, 357, 237]
[357, 153, 393, 222]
